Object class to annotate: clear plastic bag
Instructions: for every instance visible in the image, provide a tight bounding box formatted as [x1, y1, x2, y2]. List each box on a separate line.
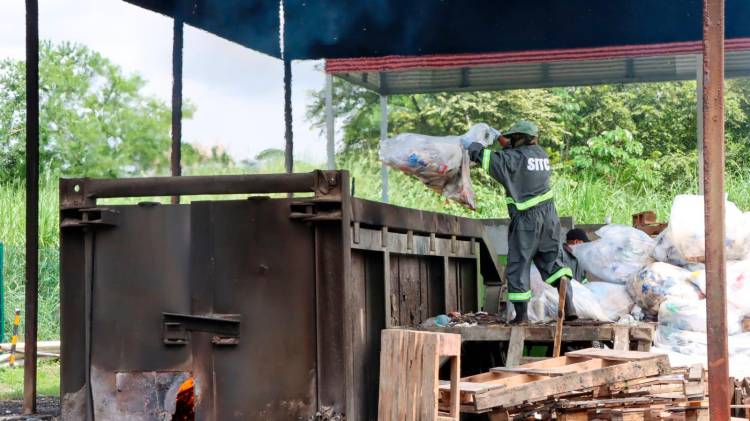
[379, 123, 497, 209]
[687, 260, 750, 316]
[508, 266, 612, 322]
[584, 281, 634, 322]
[667, 195, 750, 261]
[574, 224, 655, 284]
[651, 228, 688, 267]
[626, 262, 701, 315]
[658, 297, 743, 335]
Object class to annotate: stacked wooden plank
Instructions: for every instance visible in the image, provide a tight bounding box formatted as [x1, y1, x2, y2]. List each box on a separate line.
[438, 348, 709, 420]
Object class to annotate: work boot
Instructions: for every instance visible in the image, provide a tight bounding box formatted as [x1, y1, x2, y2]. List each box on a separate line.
[561, 277, 579, 322]
[510, 301, 528, 324]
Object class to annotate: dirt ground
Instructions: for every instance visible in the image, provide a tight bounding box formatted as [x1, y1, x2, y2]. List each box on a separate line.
[0, 397, 60, 420]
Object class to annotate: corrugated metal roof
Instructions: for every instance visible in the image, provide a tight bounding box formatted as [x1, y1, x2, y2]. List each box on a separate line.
[329, 43, 750, 94]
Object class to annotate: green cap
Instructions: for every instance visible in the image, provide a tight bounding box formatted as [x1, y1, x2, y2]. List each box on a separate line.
[504, 120, 539, 137]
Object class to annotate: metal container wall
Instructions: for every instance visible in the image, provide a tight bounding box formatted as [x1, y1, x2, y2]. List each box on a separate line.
[59, 171, 504, 420]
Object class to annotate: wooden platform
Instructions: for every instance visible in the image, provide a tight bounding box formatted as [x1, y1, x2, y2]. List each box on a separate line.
[420, 322, 655, 366]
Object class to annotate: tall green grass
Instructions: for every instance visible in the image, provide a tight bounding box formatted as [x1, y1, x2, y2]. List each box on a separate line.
[1, 177, 59, 341]
[3, 159, 750, 340]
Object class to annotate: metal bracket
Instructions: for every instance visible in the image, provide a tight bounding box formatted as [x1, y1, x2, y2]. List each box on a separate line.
[60, 207, 119, 229]
[162, 312, 241, 346]
[289, 200, 342, 222]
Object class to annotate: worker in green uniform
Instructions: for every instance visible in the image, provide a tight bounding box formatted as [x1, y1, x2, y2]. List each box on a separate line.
[563, 228, 590, 285]
[461, 120, 576, 324]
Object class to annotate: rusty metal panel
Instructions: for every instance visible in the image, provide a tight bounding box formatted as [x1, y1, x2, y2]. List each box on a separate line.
[192, 199, 318, 420]
[59, 228, 86, 416]
[91, 205, 192, 372]
[314, 226, 347, 415]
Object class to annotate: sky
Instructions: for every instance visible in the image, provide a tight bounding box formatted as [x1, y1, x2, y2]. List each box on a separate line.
[0, 0, 330, 164]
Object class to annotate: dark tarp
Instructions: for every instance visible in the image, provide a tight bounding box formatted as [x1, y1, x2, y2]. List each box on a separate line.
[124, 0, 750, 61]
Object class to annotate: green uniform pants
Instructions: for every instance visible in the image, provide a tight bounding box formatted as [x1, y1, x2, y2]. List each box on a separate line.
[505, 200, 572, 302]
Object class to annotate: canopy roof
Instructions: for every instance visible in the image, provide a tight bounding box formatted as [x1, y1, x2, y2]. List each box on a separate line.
[326, 40, 750, 94]
[125, 0, 750, 61]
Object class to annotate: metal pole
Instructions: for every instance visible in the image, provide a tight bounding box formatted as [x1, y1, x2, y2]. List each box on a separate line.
[696, 54, 704, 194]
[24, 0, 39, 414]
[380, 95, 388, 203]
[703, 0, 730, 419]
[171, 17, 184, 204]
[325, 74, 335, 170]
[284, 59, 294, 174]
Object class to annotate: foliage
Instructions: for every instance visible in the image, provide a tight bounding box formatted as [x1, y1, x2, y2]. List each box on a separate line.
[569, 127, 659, 188]
[0, 41, 196, 179]
[308, 78, 750, 192]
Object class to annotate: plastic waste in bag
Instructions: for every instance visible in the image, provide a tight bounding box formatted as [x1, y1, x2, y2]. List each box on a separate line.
[379, 123, 498, 209]
[508, 266, 611, 322]
[687, 260, 750, 316]
[651, 228, 689, 267]
[584, 281, 634, 322]
[658, 297, 743, 335]
[667, 195, 750, 261]
[574, 224, 655, 284]
[626, 262, 702, 315]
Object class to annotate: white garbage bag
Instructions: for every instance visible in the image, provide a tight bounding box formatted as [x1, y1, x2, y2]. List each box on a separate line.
[585, 282, 634, 321]
[658, 297, 743, 335]
[626, 262, 702, 315]
[667, 195, 750, 261]
[574, 224, 655, 284]
[687, 260, 750, 316]
[508, 266, 611, 322]
[651, 228, 688, 267]
[379, 123, 498, 209]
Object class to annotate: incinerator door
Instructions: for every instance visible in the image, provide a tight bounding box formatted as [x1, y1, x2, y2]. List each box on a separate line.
[188, 199, 318, 420]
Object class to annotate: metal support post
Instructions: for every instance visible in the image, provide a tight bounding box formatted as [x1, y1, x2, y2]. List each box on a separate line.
[696, 54, 704, 194]
[24, 0, 39, 414]
[326, 74, 335, 170]
[380, 95, 389, 203]
[171, 17, 184, 204]
[702, 0, 730, 419]
[284, 59, 294, 174]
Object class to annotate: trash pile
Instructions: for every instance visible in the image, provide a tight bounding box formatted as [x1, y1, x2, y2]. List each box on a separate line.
[379, 123, 498, 209]
[574, 194, 750, 377]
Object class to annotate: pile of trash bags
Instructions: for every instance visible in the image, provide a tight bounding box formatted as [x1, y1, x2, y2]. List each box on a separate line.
[571, 194, 750, 377]
[574, 224, 655, 284]
[506, 266, 613, 323]
[379, 123, 498, 209]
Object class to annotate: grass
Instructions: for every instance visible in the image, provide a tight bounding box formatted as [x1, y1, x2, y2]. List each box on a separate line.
[0, 360, 60, 399]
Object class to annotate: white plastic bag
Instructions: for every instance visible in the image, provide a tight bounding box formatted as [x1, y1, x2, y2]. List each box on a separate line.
[379, 123, 497, 209]
[658, 298, 743, 335]
[574, 224, 655, 284]
[509, 266, 612, 322]
[626, 262, 701, 315]
[585, 282, 634, 321]
[667, 195, 750, 261]
[651, 228, 688, 267]
[687, 260, 750, 316]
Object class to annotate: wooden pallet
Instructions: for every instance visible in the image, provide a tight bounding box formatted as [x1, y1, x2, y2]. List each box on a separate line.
[378, 329, 461, 421]
[439, 348, 670, 413]
[421, 322, 655, 367]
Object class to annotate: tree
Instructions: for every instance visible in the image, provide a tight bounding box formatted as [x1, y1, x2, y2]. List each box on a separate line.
[0, 41, 194, 180]
[307, 77, 750, 191]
